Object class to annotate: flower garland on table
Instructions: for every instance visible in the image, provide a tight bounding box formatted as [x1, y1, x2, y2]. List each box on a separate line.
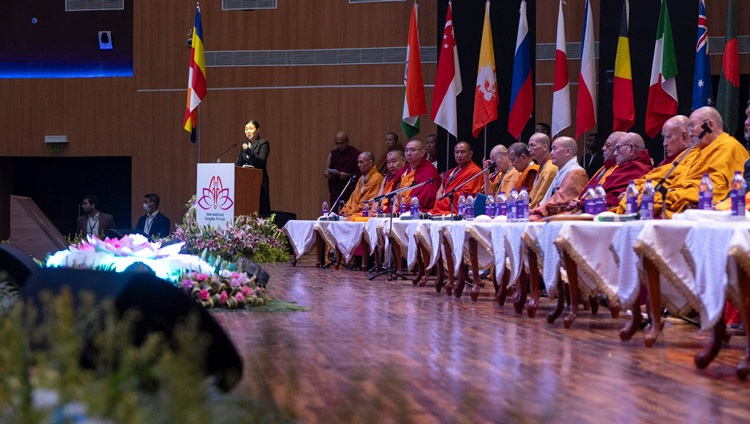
[45, 234, 268, 310]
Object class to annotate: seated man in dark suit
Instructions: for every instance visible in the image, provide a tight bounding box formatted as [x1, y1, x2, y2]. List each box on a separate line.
[136, 193, 171, 239]
[76, 194, 116, 238]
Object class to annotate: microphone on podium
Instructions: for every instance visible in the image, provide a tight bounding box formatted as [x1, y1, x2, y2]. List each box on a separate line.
[215, 143, 238, 163]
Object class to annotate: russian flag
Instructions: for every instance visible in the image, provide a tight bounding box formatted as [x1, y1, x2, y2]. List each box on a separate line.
[508, 0, 533, 141]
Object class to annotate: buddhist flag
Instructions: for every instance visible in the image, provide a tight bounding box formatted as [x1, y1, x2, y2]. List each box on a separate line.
[612, 0, 634, 132]
[716, 0, 739, 134]
[472, 0, 498, 138]
[431, 1, 462, 138]
[551, 0, 570, 138]
[508, 0, 533, 140]
[401, 1, 426, 139]
[691, 0, 713, 109]
[183, 4, 207, 143]
[645, 0, 678, 139]
[575, 0, 596, 139]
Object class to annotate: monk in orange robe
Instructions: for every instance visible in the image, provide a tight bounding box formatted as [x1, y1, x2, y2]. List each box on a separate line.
[508, 142, 538, 193]
[339, 151, 383, 219]
[430, 141, 483, 215]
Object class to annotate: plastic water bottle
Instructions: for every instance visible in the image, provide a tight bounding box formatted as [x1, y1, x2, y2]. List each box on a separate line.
[486, 194, 495, 218]
[583, 188, 597, 215]
[495, 192, 507, 217]
[594, 184, 607, 214]
[625, 180, 638, 214]
[457, 194, 466, 216]
[465, 195, 475, 221]
[640, 179, 655, 220]
[508, 189, 519, 222]
[361, 202, 369, 217]
[698, 173, 714, 210]
[517, 188, 529, 221]
[322, 200, 329, 216]
[731, 170, 746, 217]
[399, 195, 407, 215]
[410, 196, 420, 218]
[377, 201, 384, 215]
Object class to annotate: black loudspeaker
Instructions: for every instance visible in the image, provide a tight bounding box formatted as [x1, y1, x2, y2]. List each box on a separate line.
[20, 268, 243, 391]
[270, 211, 296, 229]
[0, 244, 39, 288]
[105, 228, 150, 239]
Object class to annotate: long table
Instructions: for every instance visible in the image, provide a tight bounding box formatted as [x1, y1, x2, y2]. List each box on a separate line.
[282, 216, 750, 378]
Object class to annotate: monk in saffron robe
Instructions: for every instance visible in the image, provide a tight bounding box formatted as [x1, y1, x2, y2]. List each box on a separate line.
[483, 144, 512, 196]
[375, 132, 405, 175]
[339, 151, 384, 219]
[613, 115, 694, 216]
[529, 137, 589, 219]
[665, 107, 749, 215]
[527, 133, 558, 208]
[324, 131, 361, 207]
[393, 139, 442, 212]
[430, 141, 483, 215]
[508, 142, 538, 193]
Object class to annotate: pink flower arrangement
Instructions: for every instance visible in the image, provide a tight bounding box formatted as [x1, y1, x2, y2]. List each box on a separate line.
[179, 269, 267, 310]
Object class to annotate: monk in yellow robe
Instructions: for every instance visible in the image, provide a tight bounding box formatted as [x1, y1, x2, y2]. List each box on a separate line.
[664, 107, 749, 215]
[527, 133, 558, 208]
[430, 141, 483, 215]
[339, 151, 384, 219]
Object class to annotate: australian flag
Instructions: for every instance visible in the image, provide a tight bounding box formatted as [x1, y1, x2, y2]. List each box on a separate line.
[692, 0, 713, 109]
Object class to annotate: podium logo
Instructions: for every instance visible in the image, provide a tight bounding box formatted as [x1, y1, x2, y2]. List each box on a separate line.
[197, 176, 234, 210]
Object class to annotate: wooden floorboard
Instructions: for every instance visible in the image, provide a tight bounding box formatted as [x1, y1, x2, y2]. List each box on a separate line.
[212, 256, 750, 423]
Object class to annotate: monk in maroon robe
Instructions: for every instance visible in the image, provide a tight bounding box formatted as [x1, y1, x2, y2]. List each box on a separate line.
[324, 131, 361, 207]
[393, 140, 442, 212]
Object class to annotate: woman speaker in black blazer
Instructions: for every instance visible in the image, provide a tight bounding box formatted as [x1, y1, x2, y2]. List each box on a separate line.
[236, 119, 271, 216]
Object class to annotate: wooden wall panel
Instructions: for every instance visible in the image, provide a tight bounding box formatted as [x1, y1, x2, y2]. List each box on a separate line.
[1, 0, 748, 232]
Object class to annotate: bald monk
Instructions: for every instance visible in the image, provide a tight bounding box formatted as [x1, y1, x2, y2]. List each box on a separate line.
[529, 137, 589, 219]
[575, 132, 652, 209]
[339, 151, 384, 219]
[527, 133, 558, 208]
[483, 144, 512, 196]
[324, 131, 361, 206]
[507, 142, 538, 193]
[613, 115, 695, 216]
[370, 149, 406, 214]
[430, 141, 483, 215]
[393, 139, 442, 212]
[665, 106, 749, 215]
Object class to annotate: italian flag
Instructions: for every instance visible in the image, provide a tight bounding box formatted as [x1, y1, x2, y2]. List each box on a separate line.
[645, 0, 677, 139]
[401, 1, 426, 139]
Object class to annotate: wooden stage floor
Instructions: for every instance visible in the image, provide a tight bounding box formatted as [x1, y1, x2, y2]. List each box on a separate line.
[212, 256, 750, 423]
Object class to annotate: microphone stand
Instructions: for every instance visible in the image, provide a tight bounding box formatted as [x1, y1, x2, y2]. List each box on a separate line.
[328, 174, 358, 218]
[369, 178, 433, 282]
[438, 166, 489, 220]
[216, 143, 238, 163]
[653, 123, 711, 219]
[320, 174, 358, 269]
